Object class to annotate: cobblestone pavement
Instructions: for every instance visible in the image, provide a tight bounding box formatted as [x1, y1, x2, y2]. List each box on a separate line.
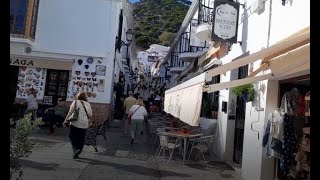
[20, 120, 244, 180]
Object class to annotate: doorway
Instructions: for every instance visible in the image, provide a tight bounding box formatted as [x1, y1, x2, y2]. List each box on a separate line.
[44, 69, 69, 105]
[233, 64, 248, 165]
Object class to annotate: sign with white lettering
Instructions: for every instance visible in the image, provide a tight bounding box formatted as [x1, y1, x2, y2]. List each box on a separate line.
[212, 0, 240, 43]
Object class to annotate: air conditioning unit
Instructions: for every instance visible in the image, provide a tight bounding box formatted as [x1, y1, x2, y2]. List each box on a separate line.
[195, 23, 212, 42]
[251, 0, 267, 15]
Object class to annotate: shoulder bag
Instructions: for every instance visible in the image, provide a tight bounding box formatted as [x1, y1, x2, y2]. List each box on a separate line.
[80, 101, 97, 128]
[127, 105, 141, 125]
[68, 100, 79, 122]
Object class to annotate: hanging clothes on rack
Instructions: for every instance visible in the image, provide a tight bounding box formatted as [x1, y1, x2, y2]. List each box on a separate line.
[280, 88, 302, 117]
[263, 109, 284, 158]
[280, 114, 297, 177]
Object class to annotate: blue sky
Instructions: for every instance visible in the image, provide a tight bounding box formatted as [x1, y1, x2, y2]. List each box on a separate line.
[129, 0, 140, 3]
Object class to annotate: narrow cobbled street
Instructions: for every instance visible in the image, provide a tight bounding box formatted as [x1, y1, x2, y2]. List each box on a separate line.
[21, 120, 243, 180]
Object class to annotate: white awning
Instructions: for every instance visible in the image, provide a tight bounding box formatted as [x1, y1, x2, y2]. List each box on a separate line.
[164, 27, 310, 127]
[164, 73, 206, 126]
[204, 43, 310, 93]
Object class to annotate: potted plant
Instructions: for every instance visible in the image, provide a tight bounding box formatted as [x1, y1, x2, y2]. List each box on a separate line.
[232, 83, 254, 102]
[10, 114, 43, 180]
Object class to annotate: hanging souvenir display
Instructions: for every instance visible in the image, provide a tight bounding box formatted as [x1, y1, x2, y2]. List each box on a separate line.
[85, 65, 89, 69]
[85, 72, 90, 76]
[78, 59, 83, 65]
[43, 96, 53, 105]
[34, 73, 41, 79]
[96, 65, 106, 76]
[87, 57, 94, 64]
[27, 70, 33, 75]
[75, 71, 81, 75]
[91, 72, 96, 77]
[97, 79, 105, 92]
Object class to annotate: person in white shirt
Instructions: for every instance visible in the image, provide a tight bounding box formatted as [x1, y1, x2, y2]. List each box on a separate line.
[128, 97, 148, 144]
[64, 92, 93, 159]
[25, 88, 38, 120]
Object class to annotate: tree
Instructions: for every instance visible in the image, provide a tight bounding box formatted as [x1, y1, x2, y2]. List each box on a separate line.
[132, 0, 188, 48]
[159, 31, 176, 46]
[136, 36, 149, 48]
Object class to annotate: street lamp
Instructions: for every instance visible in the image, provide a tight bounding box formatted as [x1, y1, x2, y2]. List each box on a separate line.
[121, 29, 134, 71]
[126, 29, 134, 42]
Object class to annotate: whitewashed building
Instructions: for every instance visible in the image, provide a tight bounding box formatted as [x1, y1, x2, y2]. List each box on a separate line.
[163, 0, 310, 179]
[10, 0, 124, 123]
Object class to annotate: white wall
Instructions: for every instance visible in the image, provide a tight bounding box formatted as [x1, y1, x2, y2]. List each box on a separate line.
[35, 0, 119, 56]
[207, 0, 309, 179]
[66, 54, 114, 104]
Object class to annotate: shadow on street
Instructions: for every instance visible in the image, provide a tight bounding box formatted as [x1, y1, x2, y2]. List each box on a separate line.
[20, 159, 59, 171]
[76, 157, 191, 178]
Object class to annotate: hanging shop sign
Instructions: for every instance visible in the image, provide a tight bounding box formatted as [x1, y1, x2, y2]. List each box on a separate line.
[212, 0, 240, 44]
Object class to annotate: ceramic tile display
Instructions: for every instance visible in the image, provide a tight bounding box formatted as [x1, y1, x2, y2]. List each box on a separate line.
[16, 67, 47, 100]
[67, 57, 106, 103]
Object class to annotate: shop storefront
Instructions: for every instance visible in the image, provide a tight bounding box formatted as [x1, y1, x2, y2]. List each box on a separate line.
[10, 55, 113, 124]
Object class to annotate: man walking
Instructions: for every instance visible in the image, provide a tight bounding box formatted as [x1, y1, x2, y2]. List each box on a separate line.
[123, 91, 137, 134]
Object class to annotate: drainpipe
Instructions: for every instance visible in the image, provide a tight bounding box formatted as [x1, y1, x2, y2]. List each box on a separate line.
[266, 0, 272, 48]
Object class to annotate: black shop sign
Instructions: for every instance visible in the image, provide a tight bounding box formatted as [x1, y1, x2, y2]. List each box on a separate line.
[212, 0, 240, 44]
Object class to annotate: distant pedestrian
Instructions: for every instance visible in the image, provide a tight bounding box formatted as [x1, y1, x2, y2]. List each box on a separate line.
[128, 97, 148, 144]
[123, 91, 137, 134]
[25, 88, 38, 120]
[64, 92, 92, 159]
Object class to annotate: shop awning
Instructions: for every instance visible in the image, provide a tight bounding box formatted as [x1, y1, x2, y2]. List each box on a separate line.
[164, 27, 309, 126]
[164, 73, 206, 126]
[10, 55, 74, 70]
[204, 43, 310, 93]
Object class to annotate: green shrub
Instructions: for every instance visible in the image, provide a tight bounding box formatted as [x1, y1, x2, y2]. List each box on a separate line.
[10, 114, 43, 180]
[232, 84, 254, 102]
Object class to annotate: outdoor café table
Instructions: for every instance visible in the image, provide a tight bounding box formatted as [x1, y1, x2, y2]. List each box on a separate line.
[158, 131, 203, 165]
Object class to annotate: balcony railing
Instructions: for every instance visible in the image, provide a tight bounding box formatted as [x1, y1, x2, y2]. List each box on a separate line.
[170, 52, 189, 68]
[198, 0, 214, 25]
[179, 32, 207, 53]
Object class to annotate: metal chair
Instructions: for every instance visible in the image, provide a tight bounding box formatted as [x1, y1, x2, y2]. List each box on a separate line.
[156, 133, 181, 164]
[84, 124, 102, 152]
[187, 135, 215, 163]
[150, 122, 166, 149]
[97, 120, 108, 141]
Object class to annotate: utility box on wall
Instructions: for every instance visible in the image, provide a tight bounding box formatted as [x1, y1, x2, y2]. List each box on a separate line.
[222, 101, 228, 113]
[251, 0, 267, 15]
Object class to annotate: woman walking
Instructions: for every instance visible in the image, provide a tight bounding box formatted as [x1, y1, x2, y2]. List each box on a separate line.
[128, 97, 148, 144]
[25, 88, 38, 121]
[63, 92, 92, 159]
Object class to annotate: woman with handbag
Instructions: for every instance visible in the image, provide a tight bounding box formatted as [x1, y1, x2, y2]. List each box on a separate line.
[63, 92, 92, 159]
[127, 97, 148, 145]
